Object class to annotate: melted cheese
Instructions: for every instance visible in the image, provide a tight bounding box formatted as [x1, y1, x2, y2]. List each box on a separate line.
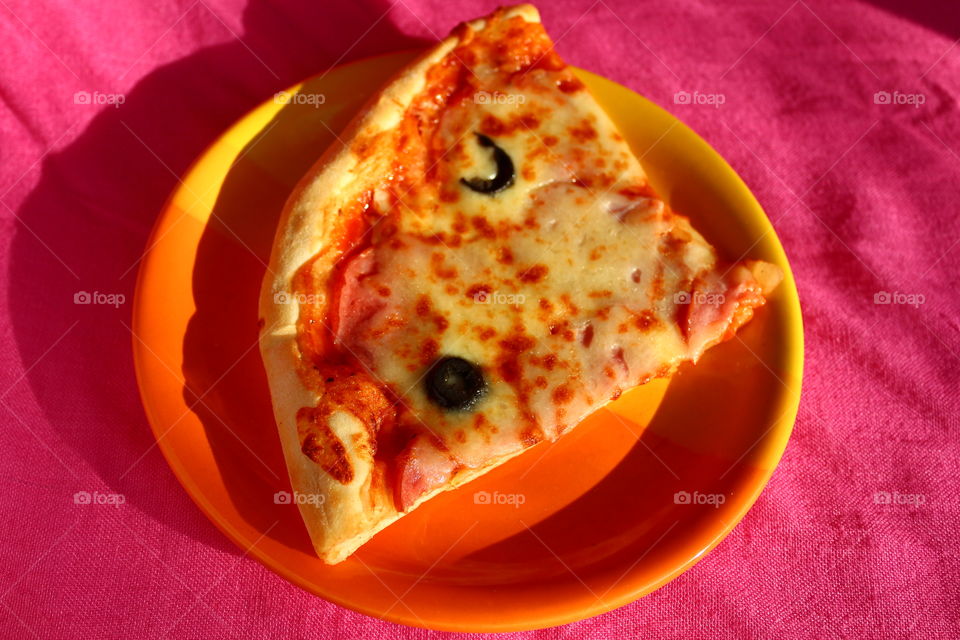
[328, 26, 744, 472]
[292, 11, 774, 505]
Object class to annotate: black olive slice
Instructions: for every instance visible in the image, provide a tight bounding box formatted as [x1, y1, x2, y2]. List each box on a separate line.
[460, 133, 515, 194]
[425, 356, 487, 411]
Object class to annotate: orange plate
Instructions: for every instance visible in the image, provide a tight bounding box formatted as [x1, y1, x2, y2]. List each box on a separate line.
[133, 51, 803, 631]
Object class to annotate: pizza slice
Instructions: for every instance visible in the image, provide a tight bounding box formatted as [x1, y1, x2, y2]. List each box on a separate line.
[259, 4, 782, 564]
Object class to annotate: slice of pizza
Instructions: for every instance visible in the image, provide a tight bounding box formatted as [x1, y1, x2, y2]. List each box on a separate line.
[259, 4, 782, 564]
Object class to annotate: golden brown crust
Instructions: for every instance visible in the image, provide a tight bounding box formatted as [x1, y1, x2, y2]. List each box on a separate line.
[259, 4, 543, 565]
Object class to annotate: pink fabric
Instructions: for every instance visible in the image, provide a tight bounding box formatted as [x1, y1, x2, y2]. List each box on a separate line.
[1, 0, 958, 637]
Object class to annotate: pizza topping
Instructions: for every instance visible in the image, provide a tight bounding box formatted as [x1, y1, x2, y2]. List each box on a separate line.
[680, 267, 768, 356]
[425, 356, 487, 411]
[293, 363, 399, 485]
[459, 133, 516, 194]
[580, 322, 595, 347]
[394, 434, 457, 510]
[297, 407, 355, 484]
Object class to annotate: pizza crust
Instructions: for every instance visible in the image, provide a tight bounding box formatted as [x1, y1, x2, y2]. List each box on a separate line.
[259, 5, 542, 564]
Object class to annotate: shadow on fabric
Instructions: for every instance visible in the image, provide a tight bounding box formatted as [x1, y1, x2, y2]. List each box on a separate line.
[8, 0, 428, 555]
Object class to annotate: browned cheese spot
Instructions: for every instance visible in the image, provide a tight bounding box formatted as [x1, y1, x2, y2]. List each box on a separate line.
[519, 264, 549, 283]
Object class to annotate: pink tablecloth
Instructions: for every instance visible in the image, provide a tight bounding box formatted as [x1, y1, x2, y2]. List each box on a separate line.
[1, 0, 958, 637]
